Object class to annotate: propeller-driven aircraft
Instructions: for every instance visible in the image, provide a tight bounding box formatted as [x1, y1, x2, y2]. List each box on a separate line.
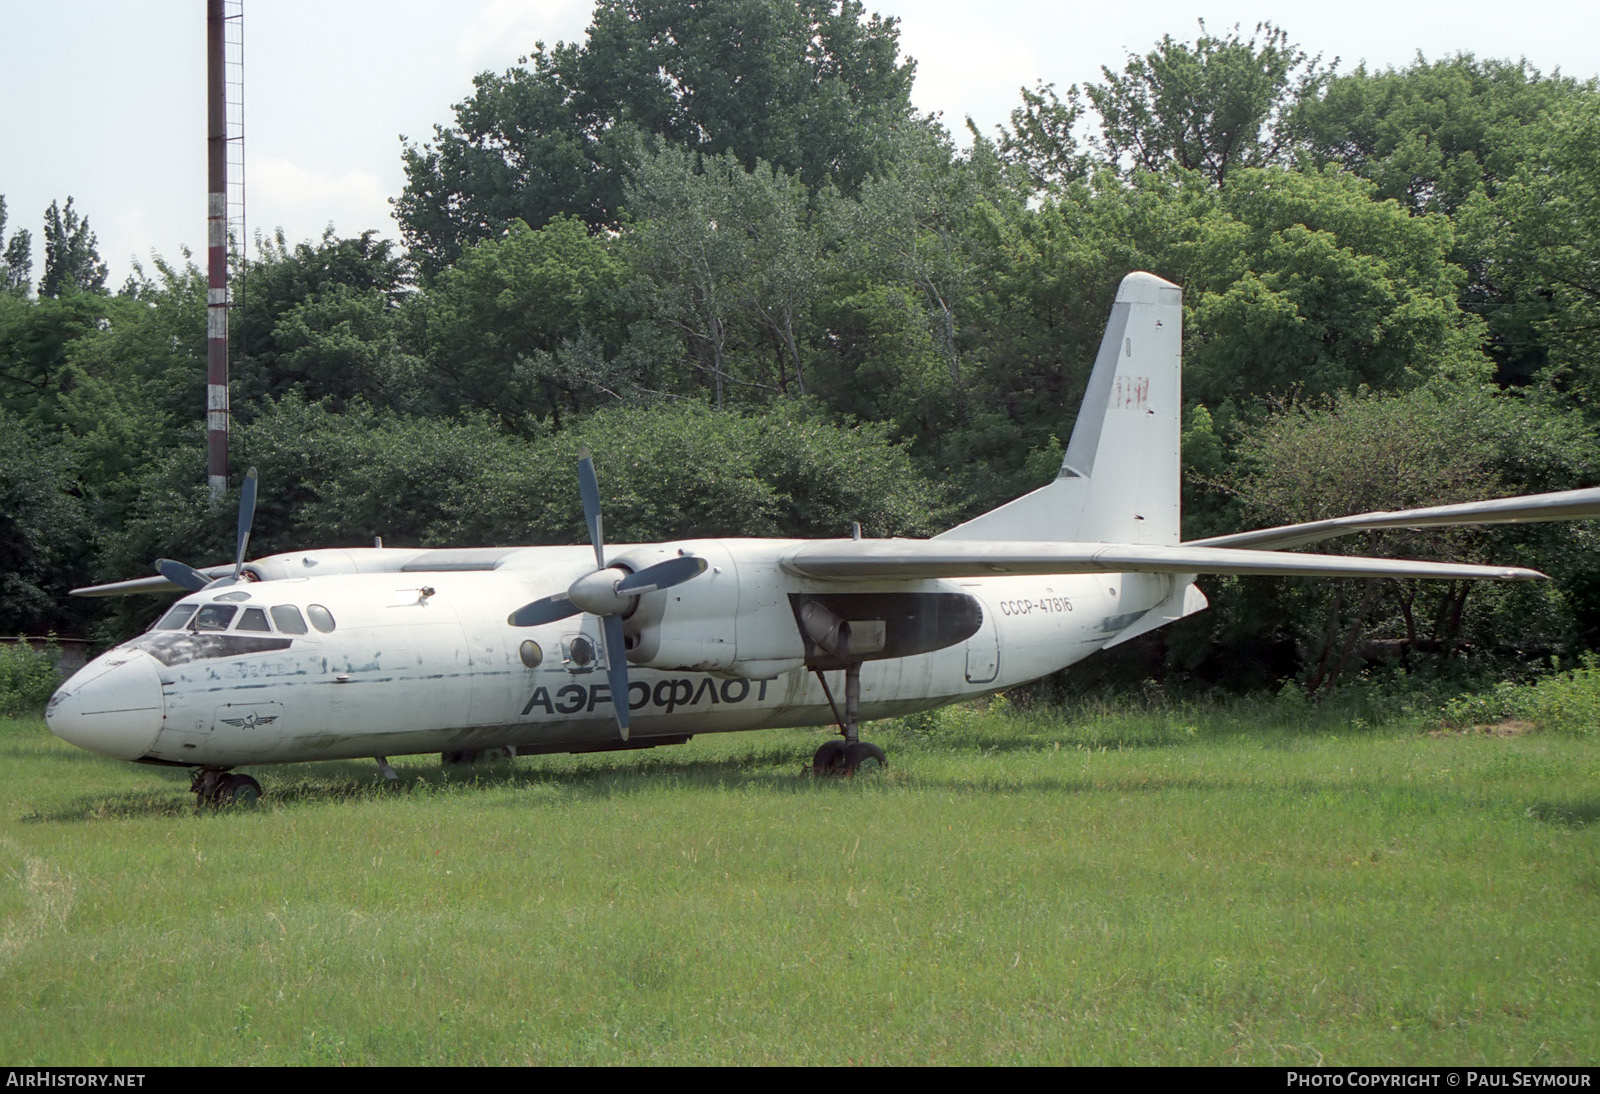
[46, 272, 1600, 804]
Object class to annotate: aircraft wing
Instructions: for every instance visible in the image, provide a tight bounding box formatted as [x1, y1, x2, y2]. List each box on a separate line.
[1191, 487, 1600, 552]
[780, 541, 1545, 582]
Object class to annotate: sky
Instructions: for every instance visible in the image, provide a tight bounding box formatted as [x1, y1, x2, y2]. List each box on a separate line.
[3, 0, 1598, 288]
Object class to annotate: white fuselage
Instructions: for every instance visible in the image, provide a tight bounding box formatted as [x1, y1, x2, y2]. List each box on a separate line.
[47, 539, 1180, 769]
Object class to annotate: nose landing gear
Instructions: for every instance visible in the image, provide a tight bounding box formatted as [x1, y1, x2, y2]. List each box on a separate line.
[191, 768, 261, 807]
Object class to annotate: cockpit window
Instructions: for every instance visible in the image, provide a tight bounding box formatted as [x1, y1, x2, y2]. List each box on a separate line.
[154, 604, 198, 631]
[236, 607, 272, 632]
[193, 604, 238, 632]
[129, 632, 293, 667]
[307, 605, 336, 633]
[270, 605, 309, 635]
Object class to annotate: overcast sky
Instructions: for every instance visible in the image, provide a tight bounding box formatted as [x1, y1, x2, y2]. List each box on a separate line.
[4, 0, 1597, 287]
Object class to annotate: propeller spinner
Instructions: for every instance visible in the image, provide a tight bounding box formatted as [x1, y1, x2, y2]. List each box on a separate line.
[507, 449, 707, 740]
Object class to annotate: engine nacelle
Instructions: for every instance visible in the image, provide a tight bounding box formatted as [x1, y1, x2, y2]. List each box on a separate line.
[620, 542, 807, 676]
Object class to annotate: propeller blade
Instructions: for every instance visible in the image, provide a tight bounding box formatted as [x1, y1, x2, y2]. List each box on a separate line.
[577, 448, 605, 570]
[507, 594, 581, 628]
[616, 555, 708, 596]
[233, 466, 258, 581]
[600, 612, 631, 740]
[154, 558, 211, 593]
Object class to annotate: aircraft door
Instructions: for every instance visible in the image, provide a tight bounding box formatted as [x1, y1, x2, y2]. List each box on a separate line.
[963, 589, 1000, 684]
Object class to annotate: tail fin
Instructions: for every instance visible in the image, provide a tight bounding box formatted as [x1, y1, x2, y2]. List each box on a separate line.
[937, 271, 1182, 545]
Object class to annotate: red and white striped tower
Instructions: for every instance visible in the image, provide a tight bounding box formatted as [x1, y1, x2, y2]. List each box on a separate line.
[206, 0, 229, 501]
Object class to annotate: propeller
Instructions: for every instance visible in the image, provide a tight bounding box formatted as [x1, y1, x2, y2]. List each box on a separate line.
[154, 467, 259, 594]
[507, 449, 708, 740]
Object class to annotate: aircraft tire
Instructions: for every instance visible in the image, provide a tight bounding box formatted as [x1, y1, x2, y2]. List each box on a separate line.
[812, 739, 848, 775]
[843, 742, 886, 776]
[217, 773, 262, 806]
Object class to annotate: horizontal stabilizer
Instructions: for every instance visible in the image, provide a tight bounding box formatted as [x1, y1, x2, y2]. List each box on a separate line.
[781, 540, 1545, 582]
[1196, 486, 1600, 552]
[71, 567, 233, 597]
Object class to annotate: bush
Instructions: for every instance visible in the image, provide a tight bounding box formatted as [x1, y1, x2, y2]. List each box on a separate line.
[1518, 657, 1600, 737]
[1441, 656, 1600, 737]
[0, 638, 61, 715]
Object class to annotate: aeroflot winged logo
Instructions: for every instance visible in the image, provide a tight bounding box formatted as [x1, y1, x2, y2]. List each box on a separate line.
[218, 712, 279, 730]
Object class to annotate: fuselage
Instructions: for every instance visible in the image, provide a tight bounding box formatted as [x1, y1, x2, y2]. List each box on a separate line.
[47, 539, 1180, 770]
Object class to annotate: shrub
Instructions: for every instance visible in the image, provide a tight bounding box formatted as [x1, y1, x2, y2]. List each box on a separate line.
[1440, 656, 1600, 737]
[0, 638, 61, 715]
[1518, 657, 1600, 737]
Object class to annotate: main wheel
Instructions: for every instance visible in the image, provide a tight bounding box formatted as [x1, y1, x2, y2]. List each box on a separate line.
[843, 742, 886, 776]
[216, 773, 262, 806]
[812, 739, 848, 775]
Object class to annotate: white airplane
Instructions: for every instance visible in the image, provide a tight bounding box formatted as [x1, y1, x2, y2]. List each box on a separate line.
[46, 272, 1600, 805]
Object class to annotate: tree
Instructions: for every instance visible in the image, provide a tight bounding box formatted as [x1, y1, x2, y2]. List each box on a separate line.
[39, 197, 108, 297]
[0, 290, 113, 423]
[1462, 90, 1600, 408]
[995, 82, 1090, 193]
[419, 216, 627, 428]
[95, 396, 949, 623]
[1294, 57, 1593, 386]
[0, 196, 32, 295]
[233, 229, 418, 414]
[1086, 21, 1331, 187]
[396, 0, 915, 274]
[1294, 55, 1582, 217]
[0, 410, 91, 634]
[820, 122, 984, 426]
[1222, 386, 1600, 692]
[625, 147, 824, 406]
[1150, 166, 1489, 408]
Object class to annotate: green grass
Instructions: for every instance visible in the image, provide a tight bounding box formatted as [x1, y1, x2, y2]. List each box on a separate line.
[2, 696, 1597, 1065]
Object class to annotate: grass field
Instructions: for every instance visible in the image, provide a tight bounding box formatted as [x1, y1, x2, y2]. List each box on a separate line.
[2, 695, 1597, 1065]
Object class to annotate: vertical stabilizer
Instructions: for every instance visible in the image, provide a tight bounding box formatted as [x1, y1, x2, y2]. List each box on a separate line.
[937, 271, 1183, 545]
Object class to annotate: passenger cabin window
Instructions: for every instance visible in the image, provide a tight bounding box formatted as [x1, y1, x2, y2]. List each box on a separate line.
[307, 605, 336, 633]
[270, 605, 309, 635]
[154, 604, 198, 631]
[192, 604, 238, 632]
[235, 607, 272, 632]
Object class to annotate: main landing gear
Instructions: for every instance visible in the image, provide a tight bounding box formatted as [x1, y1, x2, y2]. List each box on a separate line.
[811, 661, 887, 777]
[191, 768, 261, 807]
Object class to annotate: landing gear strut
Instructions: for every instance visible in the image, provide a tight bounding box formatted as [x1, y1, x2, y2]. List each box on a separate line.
[191, 768, 261, 807]
[811, 662, 886, 776]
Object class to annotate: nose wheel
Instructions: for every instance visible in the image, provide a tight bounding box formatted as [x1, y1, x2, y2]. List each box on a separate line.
[191, 768, 261, 807]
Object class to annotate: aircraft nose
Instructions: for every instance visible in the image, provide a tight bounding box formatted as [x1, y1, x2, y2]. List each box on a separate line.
[46, 649, 164, 761]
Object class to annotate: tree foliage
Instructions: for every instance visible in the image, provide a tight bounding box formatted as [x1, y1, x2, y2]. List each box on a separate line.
[39, 198, 108, 298]
[0, 196, 33, 296]
[419, 216, 626, 428]
[397, 0, 914, 274]
[1086, 21, 1332, 186]
[1223, 387, 1600, 691]
[0, 411, 90, 634]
